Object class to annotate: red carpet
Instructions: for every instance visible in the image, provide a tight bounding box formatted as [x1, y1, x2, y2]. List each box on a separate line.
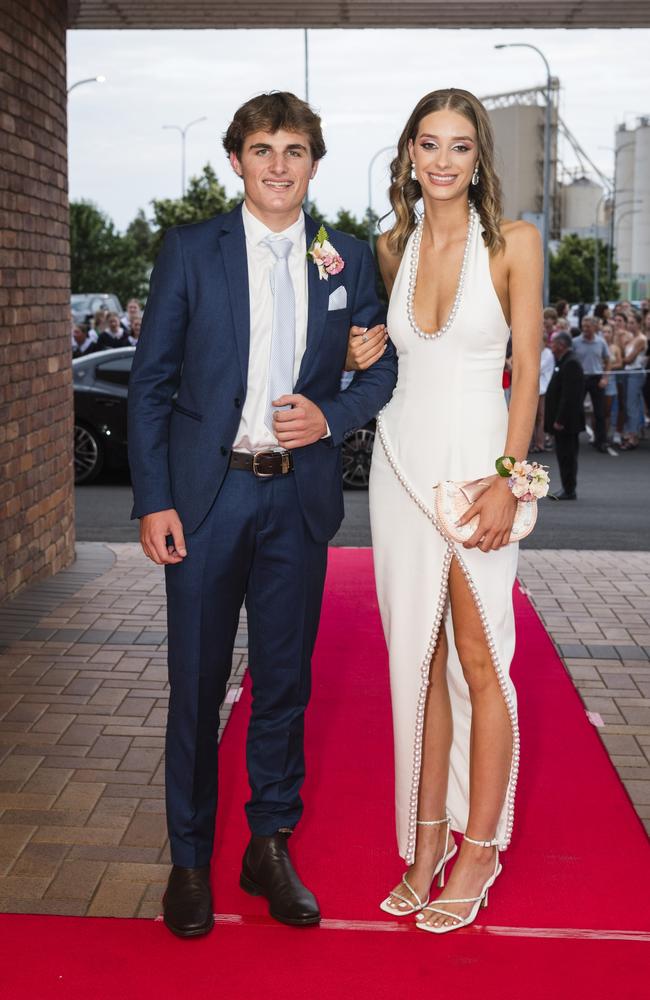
[3, 549, 649, 999]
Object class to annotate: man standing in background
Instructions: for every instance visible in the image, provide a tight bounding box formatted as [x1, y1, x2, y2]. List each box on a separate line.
[545, 332, 585, 500]
[572, 316, 610, 453]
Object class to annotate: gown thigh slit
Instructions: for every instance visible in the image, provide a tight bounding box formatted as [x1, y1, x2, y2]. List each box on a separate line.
[370, 207, 520, 866]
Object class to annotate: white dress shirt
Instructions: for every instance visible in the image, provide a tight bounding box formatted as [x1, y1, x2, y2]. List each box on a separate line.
[539, 346, 554, 395]
[233, 202, 309, 453]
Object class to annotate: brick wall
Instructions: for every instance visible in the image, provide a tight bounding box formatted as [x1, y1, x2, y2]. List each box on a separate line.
[0, 0, 75, 600]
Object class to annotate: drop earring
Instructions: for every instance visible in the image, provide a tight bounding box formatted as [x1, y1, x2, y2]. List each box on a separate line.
[471, 166, 480, 186]
[410, 162, 417, 181]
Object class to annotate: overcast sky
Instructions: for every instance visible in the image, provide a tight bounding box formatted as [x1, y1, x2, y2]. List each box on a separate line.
[67, 27, 650, 232]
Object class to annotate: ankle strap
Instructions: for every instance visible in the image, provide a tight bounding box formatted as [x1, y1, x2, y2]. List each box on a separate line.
[417, 817, 450, 827]
[464, 834, 499, 848]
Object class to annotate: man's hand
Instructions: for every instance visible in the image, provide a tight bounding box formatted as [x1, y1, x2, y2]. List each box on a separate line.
[598, 375, 607, 389]
[140, 509, 187, 565]
[344, 324, 387, 371]
[272, 394, 327, 449]
[553, 421, 564, 431]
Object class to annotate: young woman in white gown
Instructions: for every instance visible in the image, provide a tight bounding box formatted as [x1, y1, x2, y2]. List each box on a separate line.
[361, 89, 542, 933]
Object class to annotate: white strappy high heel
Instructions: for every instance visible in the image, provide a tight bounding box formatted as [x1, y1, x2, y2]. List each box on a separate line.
[415, 834, 502, 934]
[379, 817, 458, 917]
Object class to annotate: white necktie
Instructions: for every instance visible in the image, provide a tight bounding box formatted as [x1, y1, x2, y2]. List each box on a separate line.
[264, 236, 296, 433]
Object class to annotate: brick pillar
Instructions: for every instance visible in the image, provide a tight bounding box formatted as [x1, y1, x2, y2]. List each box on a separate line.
[0, 0, 75, 600]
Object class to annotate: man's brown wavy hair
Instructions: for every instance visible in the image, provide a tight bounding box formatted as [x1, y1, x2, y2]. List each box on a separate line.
[223, 91, 326, 162]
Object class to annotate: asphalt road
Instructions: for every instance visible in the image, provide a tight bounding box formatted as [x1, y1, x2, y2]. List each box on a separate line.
[75, 435, 649, 550]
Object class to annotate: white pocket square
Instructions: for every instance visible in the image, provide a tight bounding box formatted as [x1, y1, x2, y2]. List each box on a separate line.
[328, 286, 347, 311]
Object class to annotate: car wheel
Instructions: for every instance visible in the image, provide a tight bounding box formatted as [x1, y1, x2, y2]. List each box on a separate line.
[74, 423, 104, 484]
[342, 426, 375, 490]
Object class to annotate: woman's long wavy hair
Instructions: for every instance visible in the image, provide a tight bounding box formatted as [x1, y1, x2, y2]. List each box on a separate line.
[386, 88, 505, 256]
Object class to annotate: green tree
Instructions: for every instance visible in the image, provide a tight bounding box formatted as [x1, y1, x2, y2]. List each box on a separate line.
[69, 200, 151, 305]
[308, 203, 378, 243]
[150, 163, 241, 251]
[125, 209, 155, 265]
[550, 233, 619, 303]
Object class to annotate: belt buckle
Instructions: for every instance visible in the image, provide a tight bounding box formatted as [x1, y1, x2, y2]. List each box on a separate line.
[252, 450, 274, 478]
[280, 451, 290, 475]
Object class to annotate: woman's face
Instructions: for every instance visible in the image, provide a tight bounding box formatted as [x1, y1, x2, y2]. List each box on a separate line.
[601, 324, 613, 343]
[627, 317, 640, 335]
[408, 109, 479, 204]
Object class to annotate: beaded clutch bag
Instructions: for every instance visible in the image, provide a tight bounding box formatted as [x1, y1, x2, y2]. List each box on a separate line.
[432, 479, 537, 545]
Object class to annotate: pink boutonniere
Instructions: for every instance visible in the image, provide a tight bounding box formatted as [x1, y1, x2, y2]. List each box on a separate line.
[307, 225, 345, 280]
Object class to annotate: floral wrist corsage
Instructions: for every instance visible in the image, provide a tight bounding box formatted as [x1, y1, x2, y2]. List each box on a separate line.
[307, 225, 345, 280]
[495, 456, 550, 501]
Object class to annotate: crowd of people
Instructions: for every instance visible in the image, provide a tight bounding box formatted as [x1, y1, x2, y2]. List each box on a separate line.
[71, 288, 649, 488]
[71, 298, 142, 359]
[532, 298, 649, 499]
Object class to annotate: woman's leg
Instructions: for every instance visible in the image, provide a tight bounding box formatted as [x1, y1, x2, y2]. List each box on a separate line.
[617, 376, 627, 437]
[604, 393, 613, 440]
[624, 373, 644, 444]
[386, 626, 453, 907]
[421, 555, 511, 928]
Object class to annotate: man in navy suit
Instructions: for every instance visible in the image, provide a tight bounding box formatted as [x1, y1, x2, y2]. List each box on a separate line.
[128, 92, 396, 938]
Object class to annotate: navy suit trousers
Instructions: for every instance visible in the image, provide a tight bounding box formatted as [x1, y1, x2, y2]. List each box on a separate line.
[164, 467, 328, 868]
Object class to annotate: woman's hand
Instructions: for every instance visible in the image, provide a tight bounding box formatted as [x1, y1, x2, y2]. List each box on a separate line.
[457, 475, 518, 552]
[344, 324, 388, 371]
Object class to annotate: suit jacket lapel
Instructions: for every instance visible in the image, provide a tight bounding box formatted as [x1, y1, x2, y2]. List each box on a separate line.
[296, 213, 330, 389]
[218, 204, 250, 386]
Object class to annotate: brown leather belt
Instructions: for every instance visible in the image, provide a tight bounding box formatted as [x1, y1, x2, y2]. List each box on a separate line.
[229, 449, 294, 478]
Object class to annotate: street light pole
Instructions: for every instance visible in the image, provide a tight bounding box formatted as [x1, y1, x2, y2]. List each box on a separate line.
[303, 29, 311, 211]
[162, 116, 208, 197]
[495, 43, 553, 305]
[367, 145, 394, 248]
[67, 75, 106, 95]
[592, 193, 609, 304]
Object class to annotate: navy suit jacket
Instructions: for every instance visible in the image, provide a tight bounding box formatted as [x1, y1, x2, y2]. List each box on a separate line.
[128, 204, 397, 542]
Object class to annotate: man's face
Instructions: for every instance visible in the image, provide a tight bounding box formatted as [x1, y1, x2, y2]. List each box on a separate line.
[550, 334, 566, 360]
[73, 327, 84, 345]
[581, 317, 594, 338]
[230, 129, 318, 224]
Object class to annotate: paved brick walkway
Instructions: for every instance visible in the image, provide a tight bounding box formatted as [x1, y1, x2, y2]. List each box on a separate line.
[517, 550, 650, 837]
[0, 544, 647, 917]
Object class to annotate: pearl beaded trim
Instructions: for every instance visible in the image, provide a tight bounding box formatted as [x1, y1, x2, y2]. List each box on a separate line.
[376, 412, 520, 865]
[407, 202, 478, 341]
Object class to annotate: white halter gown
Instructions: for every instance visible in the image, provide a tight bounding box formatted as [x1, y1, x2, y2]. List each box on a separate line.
[369, 209, 520, 865]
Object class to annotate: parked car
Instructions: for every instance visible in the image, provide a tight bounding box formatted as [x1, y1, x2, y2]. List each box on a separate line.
[73, 346, 376, 489]
[71, 292, 123, 326]
[73, 347, 133, 483]
[341, 421, 376, 490]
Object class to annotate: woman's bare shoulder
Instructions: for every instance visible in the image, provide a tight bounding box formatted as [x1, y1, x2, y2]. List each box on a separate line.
[500, 218, 542, 254]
